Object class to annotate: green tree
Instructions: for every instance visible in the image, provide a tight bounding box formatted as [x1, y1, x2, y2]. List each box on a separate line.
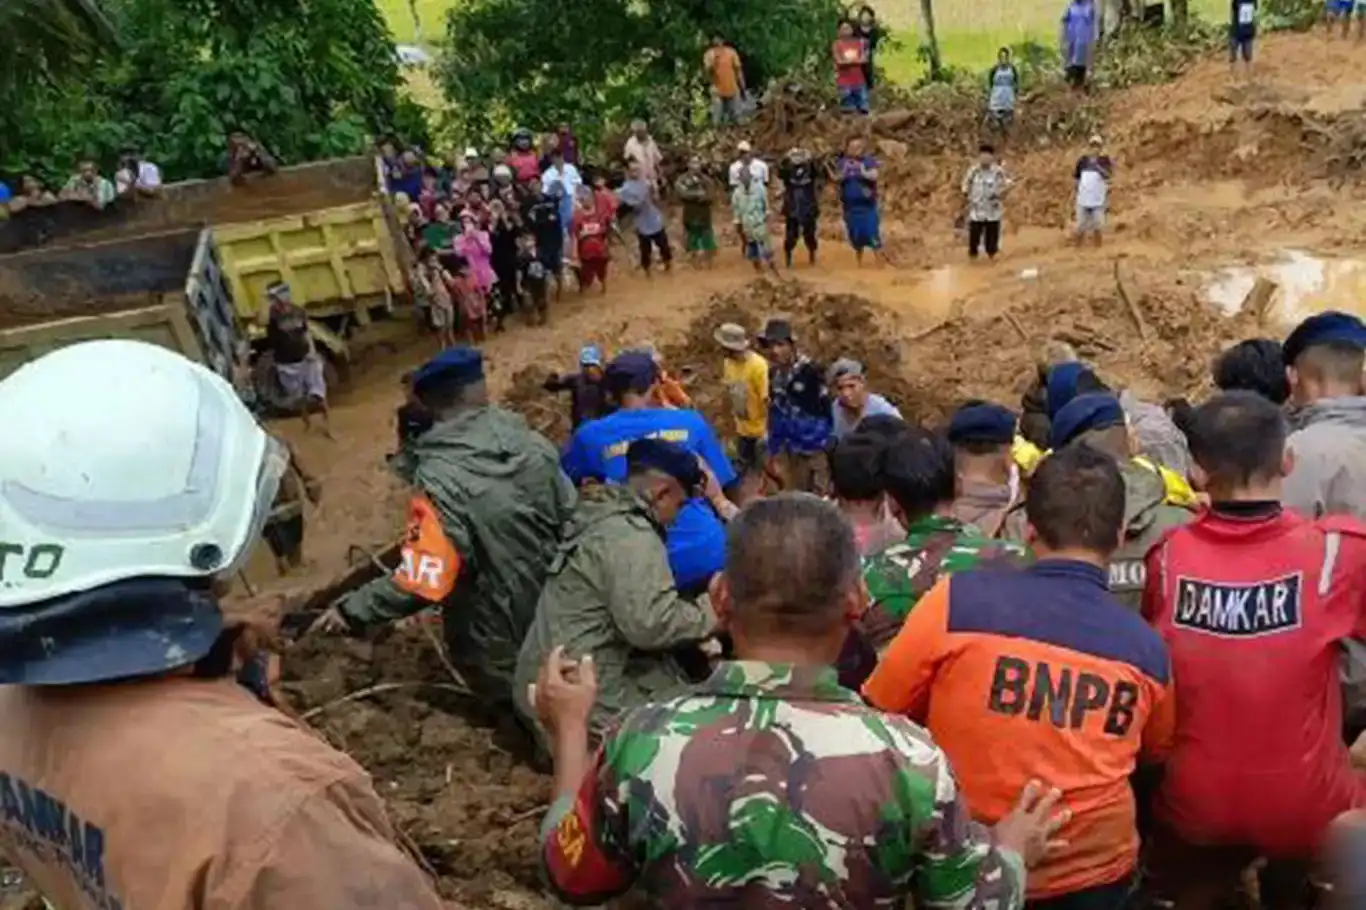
[1, 0, 425, 185]
[0, 0, 116, 99]
[436, 0, 843, 147]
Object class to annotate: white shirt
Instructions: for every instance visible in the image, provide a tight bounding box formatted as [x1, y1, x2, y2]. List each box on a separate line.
[728, 157, 769, 187]
[623, 136, 662, 185]
[115, 160, 163, 195]
[540, 162, 582, 199]
[1076, 168, 1107, 208]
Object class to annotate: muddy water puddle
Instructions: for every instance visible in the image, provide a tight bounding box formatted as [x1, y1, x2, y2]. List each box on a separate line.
[889, 262, 1041, 322]
[1205, 249, 1366, 326]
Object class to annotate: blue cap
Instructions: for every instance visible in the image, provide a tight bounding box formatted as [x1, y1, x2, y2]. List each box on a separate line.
[0, 579, 223, 686]
[411, 346, 484, 395]
[947, 402, 1016, 445]
[579, 344, 604, 367]
[626, 438, 703, 493]
[605, 351, 657, 393]
[1283, 311, 1366, 366]
[1051, 393, 1126, 449]
[1045, 361, 1087, 420]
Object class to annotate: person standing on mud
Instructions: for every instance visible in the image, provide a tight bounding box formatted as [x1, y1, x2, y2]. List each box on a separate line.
[544, 344, 611, 428]
[1050, 393, 1192, 607]
[703, 36, 747, 125]
[986, 47, 1021, 138]
[532, 494, 1063, 908]
[835, 135, 890, 266]
[1074, 134, 1112, 247]
[0, 340, 450, 910]
[832, 19, 871, 114]
[618, 159, 674, 276]
[731, 164, 780, 275]
[962, 143, 1012, 262]
[674, 156, 718, 268]
[264, 281, 332, 437]
[760, 318, 832, 492]
[716, 323, 770, 480]
[1230, 0, 1257, 75]
[866, 444, 1176, 910]
[778, 146, 821, 268]
[312, 347, 577, 721]
[514, 439, 716, 752]
[1060, 0, 1098, 91]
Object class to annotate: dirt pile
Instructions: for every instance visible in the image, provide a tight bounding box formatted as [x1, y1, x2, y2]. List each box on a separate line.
[282, 630, 550, 908]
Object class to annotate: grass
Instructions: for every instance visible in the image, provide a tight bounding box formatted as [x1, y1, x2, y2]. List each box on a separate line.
[379, 0, 1234, 106]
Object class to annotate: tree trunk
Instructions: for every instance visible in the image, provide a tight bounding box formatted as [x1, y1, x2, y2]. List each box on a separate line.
[918, 0, 943, 79]
[408, 0, 423, 40]
[1171, 0, 1189, 28]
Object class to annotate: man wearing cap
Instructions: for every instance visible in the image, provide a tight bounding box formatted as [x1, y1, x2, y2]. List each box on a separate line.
[829, 357, 901, 440]
[1141, 392, 1366, 908]
[1282, 311, 1366, 521]
[716, 323, 770, 481]
[544, 344, 612, 429]
[727, 140, 769, 188]
[1050, 392, 1192, 609]
[315, 347, 577, 717]
[760, 318, 833, 492]
[1073, 134, 1112, 247]
[514, 439, 717, 751]
[562, 351, 739, 595]
[263, 281, 332, 437]
[778, 147, 821, 268]
[947, 400, 1023, 539]
[0, 340, 449, 910]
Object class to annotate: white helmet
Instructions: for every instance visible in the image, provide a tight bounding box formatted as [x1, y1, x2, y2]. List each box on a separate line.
[493, 164, 513, 182]
[0, 340, 285, 608]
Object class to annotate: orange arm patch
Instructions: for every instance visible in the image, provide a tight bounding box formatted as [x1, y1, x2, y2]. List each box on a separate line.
[393, 493, 462, 603]
[543, 769, 633, 902]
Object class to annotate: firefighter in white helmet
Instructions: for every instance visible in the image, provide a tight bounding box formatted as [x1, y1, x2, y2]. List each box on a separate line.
[0, 340, 447, 910]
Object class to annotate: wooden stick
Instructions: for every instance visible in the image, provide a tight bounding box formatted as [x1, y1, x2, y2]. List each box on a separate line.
[300, 681, 472, 721]
[1113, 260, 1149, 342]
[1003, 311, 1029, 341]
[419, 617, 473, 693]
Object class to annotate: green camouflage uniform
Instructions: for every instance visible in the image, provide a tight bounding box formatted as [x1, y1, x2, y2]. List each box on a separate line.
[338, 406, 576, 707]
[861, 515, 1031, 652]
[1106, 459, 1193, 610]
[513, 484, 715, 748]
[539, 660, 1027, 908]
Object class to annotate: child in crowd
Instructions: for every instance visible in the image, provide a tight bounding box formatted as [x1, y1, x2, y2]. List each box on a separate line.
[417, 247, 457, 350]
[518, 233, 550, 325]
[450, 258, 487, 344]
[455, 211, 497, 300]
[571, 189, 611, 295]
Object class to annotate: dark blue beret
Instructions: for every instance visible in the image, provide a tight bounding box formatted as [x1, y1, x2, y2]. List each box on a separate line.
[1283, 311, 1366, 366]
[1045, 361, 1086, 420]
[626, 438, 703, 493]
[947, 402, 1016, 445]
[411, 346, 484, 394]
[1051, 393, 1125, 449]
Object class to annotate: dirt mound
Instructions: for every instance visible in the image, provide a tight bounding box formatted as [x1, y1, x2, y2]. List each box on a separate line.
[282, 631, 550, 909]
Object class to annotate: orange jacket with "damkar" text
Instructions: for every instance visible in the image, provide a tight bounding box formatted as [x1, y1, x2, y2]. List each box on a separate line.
[863, 559, 1176, 900]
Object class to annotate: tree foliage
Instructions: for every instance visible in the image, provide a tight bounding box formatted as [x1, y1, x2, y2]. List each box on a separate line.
[1, 0, 425, 186]
[436, 0, 844, 147]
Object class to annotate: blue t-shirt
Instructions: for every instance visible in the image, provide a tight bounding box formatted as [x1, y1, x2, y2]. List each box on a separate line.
[563, 408, 737, 590]
[0, 182, 11, 205]
[617, 179, 665, 237]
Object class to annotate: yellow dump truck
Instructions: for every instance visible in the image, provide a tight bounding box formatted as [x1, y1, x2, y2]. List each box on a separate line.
[0, 155, 412, 379]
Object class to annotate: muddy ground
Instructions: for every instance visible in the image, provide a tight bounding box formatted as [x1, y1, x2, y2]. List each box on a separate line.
[1, 32, 1351, 909]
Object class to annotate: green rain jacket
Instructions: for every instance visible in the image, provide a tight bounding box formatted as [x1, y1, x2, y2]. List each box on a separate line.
[514, 484, 715, 745]
[339, 405, 576, 704]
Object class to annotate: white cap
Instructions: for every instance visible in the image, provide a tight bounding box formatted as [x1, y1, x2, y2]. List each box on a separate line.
[737, 140, 753, 152]
[464, 146, 479, 159]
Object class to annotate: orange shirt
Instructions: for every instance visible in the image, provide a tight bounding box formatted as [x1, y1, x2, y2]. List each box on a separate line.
[864, 560, 1176, 898]
[651, 371, 691, 409]
[706, 45, 743, 98]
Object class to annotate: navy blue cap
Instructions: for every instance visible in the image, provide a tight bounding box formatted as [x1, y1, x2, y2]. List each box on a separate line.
[1283, 311, 1366, 366]
[605, 352, 658, 393]
[411, 346, 484, 394]
[1045, 361, 1086, 420]
[626, 438, 704, 493]
[1051, 393, 1126, 449]
[948, 402, 1016, 445]
[0, 578, 223, 686]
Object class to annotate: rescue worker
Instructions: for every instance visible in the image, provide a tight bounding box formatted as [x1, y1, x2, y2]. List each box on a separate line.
[866, 444, 1175, 910]
[1282, 311, 1366, 520]
[858, 425, 1029, 667]
[312, 347, 576, 716]
[543, 344, 611, 428]
[1142, 391, 1366, 910]
[514, 439, 716, 750]
[946, 400, 1022, 539]
[561, 351, 740, 596]
[1049, 393, 1192, 608]
[532, 494, 1066, 908]
[759, 318, 832, 492]
[0, 340, 448, 910]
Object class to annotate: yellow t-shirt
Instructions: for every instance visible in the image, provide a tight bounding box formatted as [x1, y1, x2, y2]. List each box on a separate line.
[723, 351, 769, 440]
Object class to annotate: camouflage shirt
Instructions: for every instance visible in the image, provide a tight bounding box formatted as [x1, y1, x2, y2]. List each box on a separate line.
[540, 661, 1027, 909]
[861, 515, 1030, 652]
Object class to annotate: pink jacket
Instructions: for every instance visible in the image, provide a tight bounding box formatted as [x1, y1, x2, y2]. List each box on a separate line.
[454, 229, 496, 294]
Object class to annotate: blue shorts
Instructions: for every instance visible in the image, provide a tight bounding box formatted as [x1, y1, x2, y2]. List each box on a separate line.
[838, 85, 870, 114]
[1330, 0, 1355, 15]
[843, 206, 881, 251]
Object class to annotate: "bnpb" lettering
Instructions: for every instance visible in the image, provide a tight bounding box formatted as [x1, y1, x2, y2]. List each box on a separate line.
[987, 655, 1139, 736]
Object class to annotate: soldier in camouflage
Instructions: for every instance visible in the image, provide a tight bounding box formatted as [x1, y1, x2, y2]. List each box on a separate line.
[1049, 393, 1192, 610]
[859, 425, 1030, 667]
[513, 439, 717, 752]
[530, 494, 1068, 908]
[311, 348, 577, 713]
